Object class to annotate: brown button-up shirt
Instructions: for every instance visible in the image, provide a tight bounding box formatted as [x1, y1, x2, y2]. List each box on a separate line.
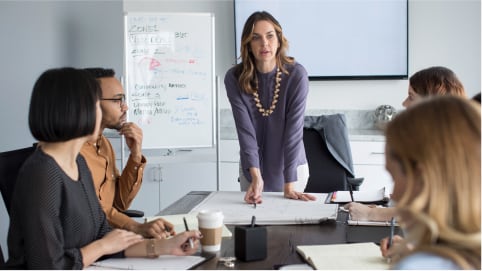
[80, 135, 146, 229]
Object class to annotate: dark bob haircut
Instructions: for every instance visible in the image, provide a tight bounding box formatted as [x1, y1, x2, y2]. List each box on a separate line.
[29, 67, 101, 142]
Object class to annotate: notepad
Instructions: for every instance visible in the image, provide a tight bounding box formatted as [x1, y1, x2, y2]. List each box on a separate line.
[326, 187, 389, 204]
[146, 213, 232, 237]
[89, 255, 207, 270]
[296, 242, 388, 270]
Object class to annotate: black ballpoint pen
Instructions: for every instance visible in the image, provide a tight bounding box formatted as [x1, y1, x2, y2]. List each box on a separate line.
[349, 184, 355, 202]
[183, 217, 194, 248]
[387, 217, 395, 263]
[388, 217, 395, 248]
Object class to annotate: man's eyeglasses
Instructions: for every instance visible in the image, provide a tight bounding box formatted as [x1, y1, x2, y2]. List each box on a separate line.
[101, 94, 126, 107]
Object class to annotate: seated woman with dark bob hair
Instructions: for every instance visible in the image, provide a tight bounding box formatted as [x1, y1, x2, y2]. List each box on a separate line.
[6, 68, 201, 269]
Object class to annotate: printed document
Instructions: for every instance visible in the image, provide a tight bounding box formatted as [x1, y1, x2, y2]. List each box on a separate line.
[189, 191, 338, 225]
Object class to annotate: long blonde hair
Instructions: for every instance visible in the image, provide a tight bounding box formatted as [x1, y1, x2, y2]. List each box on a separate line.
[236, 11, 294, 94]
[385, 96, 481, 269]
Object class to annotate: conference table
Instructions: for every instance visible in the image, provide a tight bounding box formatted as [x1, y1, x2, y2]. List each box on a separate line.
[157, 191, 400, 270]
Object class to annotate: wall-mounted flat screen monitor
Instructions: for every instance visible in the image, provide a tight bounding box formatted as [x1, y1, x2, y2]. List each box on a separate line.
[234, 0, 408, 80]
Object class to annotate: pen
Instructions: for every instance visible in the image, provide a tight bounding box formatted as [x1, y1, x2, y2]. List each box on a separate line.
[164, 225, 171, 237]
[183, 217, 194, 248]
[349, 184, 354, 202]
[251, 215, 256, 227]
[388, 217, 395, 248]
[387, 217, 395, 263]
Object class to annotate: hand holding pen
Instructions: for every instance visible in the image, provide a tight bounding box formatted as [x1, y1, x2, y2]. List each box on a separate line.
[379, 218, 413, 263]
[169, 230, 202, 255]
[244, 183, 263, 205]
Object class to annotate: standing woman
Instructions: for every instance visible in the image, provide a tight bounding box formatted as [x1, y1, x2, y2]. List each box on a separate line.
[6, 68, 200, 269]
[224, 11, 315, 204]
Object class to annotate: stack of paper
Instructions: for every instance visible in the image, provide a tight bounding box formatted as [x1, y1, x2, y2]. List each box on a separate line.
[189, 191, 338, 225]
[89, 255, 207, 270]
[296, 242, 388, 270]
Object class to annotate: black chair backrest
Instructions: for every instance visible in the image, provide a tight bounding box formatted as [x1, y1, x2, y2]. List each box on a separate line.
[303, 128, 349, 193]
[0, 243, 4, 267]
[0, 146, 36, 215]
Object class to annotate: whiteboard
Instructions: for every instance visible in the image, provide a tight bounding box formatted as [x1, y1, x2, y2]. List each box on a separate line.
[124, 13, 215, 149]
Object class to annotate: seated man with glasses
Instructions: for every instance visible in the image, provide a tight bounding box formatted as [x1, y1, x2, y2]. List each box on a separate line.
[81, 68, 175, 239]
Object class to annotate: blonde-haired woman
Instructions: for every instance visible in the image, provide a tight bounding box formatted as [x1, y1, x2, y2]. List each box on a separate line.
[384, 96, 480, 269]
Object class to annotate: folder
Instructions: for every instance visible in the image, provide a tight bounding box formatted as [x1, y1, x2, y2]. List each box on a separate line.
[325, 187, 389, 204]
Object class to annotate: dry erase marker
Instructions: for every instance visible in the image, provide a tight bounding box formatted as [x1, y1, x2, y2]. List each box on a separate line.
[183, 217, 194, 248]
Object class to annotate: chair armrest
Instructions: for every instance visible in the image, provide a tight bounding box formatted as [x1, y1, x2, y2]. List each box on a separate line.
[347, 177, 365, 191]
[122, 209, 144, 218]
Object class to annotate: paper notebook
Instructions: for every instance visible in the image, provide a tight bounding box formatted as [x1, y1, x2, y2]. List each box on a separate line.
[146, 213, 232, 237]
[296, 242, 388, 270]
[326, 187, 389, 204]
[88, 255, 207, 270]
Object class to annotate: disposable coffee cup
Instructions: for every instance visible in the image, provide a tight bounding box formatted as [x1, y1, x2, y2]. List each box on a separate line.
[197, 210, 224, 253]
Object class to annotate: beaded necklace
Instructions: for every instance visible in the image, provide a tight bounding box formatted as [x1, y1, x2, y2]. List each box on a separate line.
[252, 67, 281, 117]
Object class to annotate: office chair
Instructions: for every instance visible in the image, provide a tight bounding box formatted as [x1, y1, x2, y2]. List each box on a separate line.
[0, 145, 36, 267]
[0, 243, 4, 267]
[0, 145, 144, 217]
[0, 145, 36, 215]
[303, 114, 364, 193]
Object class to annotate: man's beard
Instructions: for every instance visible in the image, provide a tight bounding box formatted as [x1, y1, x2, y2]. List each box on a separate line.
[105, 119, 123, 131]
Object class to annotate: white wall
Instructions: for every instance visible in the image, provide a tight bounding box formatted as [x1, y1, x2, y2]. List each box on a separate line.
[1, 0, 479, 151]
[0, 0, 124, 260]
[124, 0, 481, 111]
[0, 1, 124, 152]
